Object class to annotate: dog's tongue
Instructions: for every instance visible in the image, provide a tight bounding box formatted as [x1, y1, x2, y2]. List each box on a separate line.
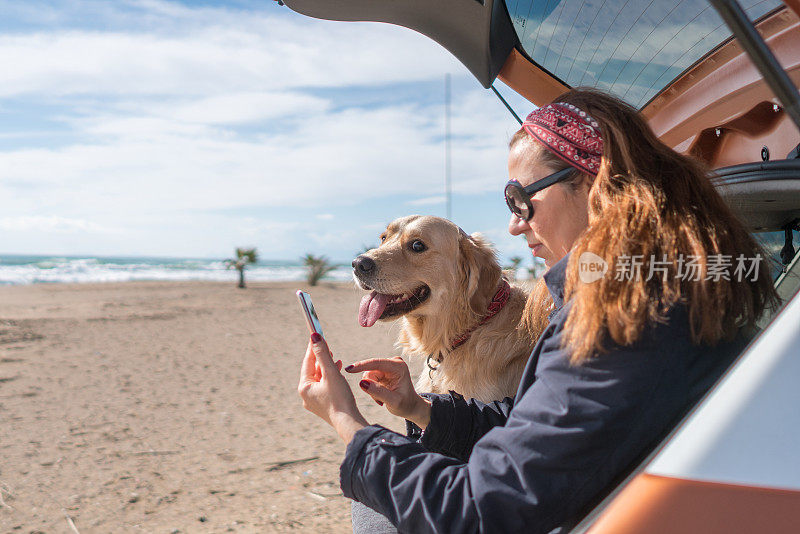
[359, 291, 391, 327]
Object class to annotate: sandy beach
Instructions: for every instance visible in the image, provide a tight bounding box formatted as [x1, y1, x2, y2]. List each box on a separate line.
[0, 280, 413, 533]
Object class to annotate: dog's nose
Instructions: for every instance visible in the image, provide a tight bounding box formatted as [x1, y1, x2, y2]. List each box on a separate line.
[352, 255, 376, 274]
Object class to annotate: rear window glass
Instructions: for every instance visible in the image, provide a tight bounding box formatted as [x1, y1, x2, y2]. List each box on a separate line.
[756, 229, 799, 280]
[507, 0, 783, 108]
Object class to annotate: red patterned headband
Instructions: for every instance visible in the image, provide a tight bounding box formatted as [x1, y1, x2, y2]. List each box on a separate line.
[522, 103, 603, 176]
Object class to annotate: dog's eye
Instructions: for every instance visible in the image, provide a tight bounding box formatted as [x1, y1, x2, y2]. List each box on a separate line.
[410, 240, 427, 253]
[380, 234, 386, 243]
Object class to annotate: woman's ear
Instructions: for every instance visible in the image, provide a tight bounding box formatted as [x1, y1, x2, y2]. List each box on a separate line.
[458, 233, 501, 316]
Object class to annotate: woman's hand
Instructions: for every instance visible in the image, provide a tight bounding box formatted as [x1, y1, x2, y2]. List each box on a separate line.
[298, 334, 369, 443]
[345, 357, 431, 429]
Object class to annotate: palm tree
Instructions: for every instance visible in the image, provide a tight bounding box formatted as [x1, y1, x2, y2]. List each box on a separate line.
[528, 259, 546, 280]
[303, 254, 336, 286]
[505, 256, 523, 280]
[226, 247, 258, 288]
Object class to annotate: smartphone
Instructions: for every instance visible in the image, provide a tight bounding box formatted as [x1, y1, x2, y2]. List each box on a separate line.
[296, 290, 324, 337]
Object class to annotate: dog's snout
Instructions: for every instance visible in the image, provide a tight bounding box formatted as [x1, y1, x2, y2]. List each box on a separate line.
[352, 255, 376, 275]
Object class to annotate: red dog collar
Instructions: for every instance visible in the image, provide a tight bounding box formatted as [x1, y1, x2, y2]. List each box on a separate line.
[450, 279, 512, 350]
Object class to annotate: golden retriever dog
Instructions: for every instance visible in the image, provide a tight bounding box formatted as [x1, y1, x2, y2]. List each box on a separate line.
[352, 215, 534, 402]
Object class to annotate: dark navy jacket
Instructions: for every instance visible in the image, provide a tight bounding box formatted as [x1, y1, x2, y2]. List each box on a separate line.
[340, 254, 746, 534]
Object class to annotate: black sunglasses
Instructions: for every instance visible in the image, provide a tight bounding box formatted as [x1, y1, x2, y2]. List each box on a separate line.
[504, 167, 575, 221]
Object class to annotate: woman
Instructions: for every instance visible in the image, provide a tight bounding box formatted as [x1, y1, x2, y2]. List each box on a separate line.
[298, 88, 777, 534]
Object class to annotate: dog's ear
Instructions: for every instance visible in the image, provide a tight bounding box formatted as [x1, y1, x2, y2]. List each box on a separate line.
[458, 232, 502, 316]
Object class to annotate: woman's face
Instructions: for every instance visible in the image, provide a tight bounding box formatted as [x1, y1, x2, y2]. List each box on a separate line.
[507, 141, 591, 268]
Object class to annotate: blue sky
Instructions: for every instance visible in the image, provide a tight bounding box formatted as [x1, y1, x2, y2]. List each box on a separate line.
[0, 0, 537, 267]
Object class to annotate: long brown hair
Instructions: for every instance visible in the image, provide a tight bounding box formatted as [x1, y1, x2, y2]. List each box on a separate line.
[518, 88, 778, 364]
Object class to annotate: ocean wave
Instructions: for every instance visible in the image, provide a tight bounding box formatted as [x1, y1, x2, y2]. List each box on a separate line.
[0, 256, 354, 285]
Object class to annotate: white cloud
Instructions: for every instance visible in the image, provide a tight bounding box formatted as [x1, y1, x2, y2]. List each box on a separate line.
[0, 215, 123, 234]
[0, 3, 461, 98]
[407, 196, 445, 206]
[0, 94, 513, 212]
[0, 0, 527, 259]
[166, 92, 330, 125]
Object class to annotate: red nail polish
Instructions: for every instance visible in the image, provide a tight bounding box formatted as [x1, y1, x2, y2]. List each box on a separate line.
[310, 332, 322, 343]
[359, 380, 369, 390]
[344, 364, 354, 372]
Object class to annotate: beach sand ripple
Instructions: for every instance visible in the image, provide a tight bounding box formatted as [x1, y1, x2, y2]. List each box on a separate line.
[0, 281, 409, 533]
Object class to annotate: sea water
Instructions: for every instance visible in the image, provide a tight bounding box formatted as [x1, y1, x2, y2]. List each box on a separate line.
[0, 255, 354, 285]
